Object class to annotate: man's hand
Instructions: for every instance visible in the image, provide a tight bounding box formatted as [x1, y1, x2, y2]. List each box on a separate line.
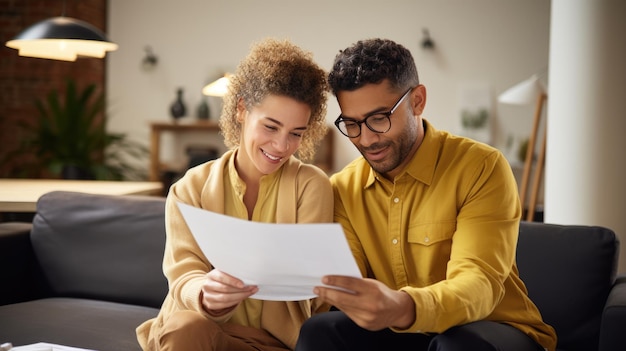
[201, 269, 258, 316]
[315, 275, 415, 331]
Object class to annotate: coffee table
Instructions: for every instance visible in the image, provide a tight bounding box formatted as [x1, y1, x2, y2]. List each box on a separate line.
[0, 179, 163, 212]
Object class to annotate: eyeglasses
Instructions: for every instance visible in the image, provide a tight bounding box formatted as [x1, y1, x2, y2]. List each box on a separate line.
[334, 88, 412, 138]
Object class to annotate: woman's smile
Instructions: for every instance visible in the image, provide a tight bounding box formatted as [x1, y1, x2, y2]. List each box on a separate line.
[261, 148, 283, 162]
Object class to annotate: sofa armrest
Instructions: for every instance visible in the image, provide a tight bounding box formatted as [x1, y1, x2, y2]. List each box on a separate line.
[599, 275, 626, 351]
[0, 222, 48, 305]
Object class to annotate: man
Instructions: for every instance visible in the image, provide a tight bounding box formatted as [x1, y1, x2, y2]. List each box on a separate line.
[295, 38, 556, 351]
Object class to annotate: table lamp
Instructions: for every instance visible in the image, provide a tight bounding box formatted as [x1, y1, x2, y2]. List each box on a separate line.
[202, 74, 232, 97]
[498, 75, 547, 221]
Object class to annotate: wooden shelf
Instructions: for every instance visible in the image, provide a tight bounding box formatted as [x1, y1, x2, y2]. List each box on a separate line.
[149, 120, 221, 181]
[149, 120, 335, 183]
[151, 120, 220, 133]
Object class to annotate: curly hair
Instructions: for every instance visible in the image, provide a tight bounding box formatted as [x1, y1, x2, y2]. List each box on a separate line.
[328, 38, 419, 95]
[219, 38, 328, 162]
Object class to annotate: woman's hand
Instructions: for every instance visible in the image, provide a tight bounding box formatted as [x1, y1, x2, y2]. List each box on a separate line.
[201, 269, 258, 316]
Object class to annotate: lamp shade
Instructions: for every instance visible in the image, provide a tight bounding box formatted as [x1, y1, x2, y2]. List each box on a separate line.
[6, 16, 118, 61]
[202, 74, 232, 97]
[498, 75, 546, 105]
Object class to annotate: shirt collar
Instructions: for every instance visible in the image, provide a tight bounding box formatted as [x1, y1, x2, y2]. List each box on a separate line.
[365, 118, 440, 187]
[227, 148, 282, 196]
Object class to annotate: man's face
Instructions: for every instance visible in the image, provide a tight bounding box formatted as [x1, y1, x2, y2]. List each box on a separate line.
[336, 81, 426, 179]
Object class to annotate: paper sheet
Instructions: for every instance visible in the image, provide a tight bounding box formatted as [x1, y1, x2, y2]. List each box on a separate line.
[177, 202, 362, 301]
[10, 343, 95, 351]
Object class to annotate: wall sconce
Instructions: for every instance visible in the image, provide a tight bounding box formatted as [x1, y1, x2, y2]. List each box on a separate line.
[5, 15, 118, 61]
[202, 74, 232, 97]
[421, 28, 435, 50]
[142, 46, 158, 70]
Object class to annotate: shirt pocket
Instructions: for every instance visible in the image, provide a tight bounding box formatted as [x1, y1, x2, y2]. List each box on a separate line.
[408, 221, 456, 246]
[406, 221, 456, 286]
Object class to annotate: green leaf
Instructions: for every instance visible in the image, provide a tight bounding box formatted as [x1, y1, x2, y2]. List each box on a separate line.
[5, 78, 148, 180]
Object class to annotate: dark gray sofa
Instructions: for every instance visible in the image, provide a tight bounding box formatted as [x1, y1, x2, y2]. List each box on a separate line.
[0, 191, 167, 351]
[515, 222, 626, 351]
[0, 191, 625, 351]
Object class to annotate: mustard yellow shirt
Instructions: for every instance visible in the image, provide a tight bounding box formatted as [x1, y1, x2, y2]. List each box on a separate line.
[330, 120, 557, 351]
[137, 149, 333, 350]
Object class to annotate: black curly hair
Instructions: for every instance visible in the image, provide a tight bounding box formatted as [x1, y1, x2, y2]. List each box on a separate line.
[328, 38, 419, 95]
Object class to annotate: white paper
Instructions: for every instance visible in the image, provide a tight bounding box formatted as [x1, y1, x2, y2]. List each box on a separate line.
[177, 202, 362, 301]
[10, 343, 95, 351]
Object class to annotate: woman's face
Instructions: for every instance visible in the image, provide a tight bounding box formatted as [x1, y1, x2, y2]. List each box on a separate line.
[236, 94, 311, 181]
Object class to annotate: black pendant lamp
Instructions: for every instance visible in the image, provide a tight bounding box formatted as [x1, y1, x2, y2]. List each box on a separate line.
[6, 14, 118, 61]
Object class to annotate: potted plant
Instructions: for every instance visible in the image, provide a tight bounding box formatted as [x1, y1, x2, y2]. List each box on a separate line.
[6, 79, 148, 180]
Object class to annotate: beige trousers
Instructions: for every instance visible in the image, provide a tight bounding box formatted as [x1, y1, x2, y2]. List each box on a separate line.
[149, 310, 290, 351]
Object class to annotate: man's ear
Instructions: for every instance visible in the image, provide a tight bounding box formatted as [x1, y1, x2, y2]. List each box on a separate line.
[411, 85, 427, 116]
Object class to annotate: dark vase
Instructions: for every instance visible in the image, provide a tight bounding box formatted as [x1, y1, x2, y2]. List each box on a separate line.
[170, 88, 187, 120]
[197, 97, 210, 120]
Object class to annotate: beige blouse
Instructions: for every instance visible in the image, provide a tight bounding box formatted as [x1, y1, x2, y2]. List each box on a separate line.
[137, 149, 334, 350]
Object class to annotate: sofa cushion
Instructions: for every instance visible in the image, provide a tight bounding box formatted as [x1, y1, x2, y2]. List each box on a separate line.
[599, 276, 626, 349]
[0, 222, 44, 305]
[31, 191, 168, 308]
[0, 297, 159, 350]
[516, 221, 618, 350]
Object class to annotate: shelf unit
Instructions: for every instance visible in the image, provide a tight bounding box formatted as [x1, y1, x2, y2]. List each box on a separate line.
[149, 120, 334, 182]
[149, 120, 221, 181]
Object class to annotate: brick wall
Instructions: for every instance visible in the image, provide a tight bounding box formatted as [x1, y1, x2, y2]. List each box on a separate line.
[0, 0, 108, 177]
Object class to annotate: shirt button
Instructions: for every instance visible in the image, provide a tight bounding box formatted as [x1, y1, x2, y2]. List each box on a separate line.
[392, 238, 398, 245]
[424, 236, 430, 243]
[393, 197, 400, 203]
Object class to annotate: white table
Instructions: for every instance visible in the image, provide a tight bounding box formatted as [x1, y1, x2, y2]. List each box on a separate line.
[0, 179, 163, 212]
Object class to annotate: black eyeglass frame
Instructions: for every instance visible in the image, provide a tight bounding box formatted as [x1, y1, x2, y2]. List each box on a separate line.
[334, 88, 413, 138]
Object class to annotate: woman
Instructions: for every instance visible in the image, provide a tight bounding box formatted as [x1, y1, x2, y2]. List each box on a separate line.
[136, 38, 333, 351]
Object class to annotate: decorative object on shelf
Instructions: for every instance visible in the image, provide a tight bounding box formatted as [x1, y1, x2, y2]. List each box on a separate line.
[498, 74, 547, 221]
[517, 137, 530, 164]
[202, 74, 232, 97]
[5, 1, 118, 61]
[170, 87, 187, 121]
[196, 96, 210, 120]
[186, 145, 219, 168]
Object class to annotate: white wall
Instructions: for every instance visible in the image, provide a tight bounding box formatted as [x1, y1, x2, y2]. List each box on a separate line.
[106, 0, 550, 173]
[546, 0, 626, 272]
